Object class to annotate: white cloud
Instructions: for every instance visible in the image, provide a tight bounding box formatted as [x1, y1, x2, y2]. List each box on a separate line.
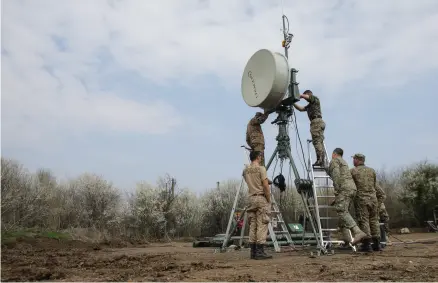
[2, 0, 438, 149]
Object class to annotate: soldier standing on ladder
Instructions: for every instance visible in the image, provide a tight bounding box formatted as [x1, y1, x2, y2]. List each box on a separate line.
[350, 153, 382, 252]
[243, 150, 272, 260]
[293, 90, 326, 167]
[328, 148, 367, 246]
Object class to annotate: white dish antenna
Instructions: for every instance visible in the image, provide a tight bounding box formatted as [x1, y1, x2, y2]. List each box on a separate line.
[241, 49, 290, 110]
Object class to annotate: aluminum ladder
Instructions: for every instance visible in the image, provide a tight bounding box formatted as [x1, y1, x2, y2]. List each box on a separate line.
[306, 139, 354, 252]
[268, 193, 295, 252]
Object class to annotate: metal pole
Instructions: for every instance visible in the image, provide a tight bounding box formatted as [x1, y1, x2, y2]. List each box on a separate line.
[282, 15, 289, 59]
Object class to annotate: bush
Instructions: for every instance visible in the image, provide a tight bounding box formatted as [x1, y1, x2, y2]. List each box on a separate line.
[1, 156, 437, 242]
[399, 161, 438, 226]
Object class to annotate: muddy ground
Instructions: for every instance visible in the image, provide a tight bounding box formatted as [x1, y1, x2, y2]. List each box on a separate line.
[2, 233, 438, 282]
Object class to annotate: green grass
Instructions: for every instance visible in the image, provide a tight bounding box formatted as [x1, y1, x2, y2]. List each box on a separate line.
[1, 228, 71, 245]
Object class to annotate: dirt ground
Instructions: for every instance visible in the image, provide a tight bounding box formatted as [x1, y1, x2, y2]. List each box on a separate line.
[2, 233, 438, 282]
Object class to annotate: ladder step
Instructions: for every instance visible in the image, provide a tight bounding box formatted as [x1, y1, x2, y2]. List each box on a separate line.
[319, 217, 338, 220]
[323, 240, 345, 244]
[322, 228, 338, 232]
[317, 195, 335, 198]
[315, 185, 334, 189]
[274, 230, 290, 234]
[314, 176, 331, 179]
[309, 205, 333, 209]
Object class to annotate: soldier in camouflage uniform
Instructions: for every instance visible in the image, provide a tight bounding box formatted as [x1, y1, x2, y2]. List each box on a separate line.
[246, 111, 270, 167]
[328, 148, 367, 245]
[243, 150, 272, 260]
[293, 90, 326, 167]
[375, 185, 391, 243]
[350, 153, 381, 252]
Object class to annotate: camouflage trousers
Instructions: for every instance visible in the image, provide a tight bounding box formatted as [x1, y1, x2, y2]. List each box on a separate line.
[355, 196, 380, 238]
[310, 118, 326, 163]
[247, 195, 270, 244]
[379, 203, 390, 235]
[334, 189, 358, 230]
[251, 143, 265, 167]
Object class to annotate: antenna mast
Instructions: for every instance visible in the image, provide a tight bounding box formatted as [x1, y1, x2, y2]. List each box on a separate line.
[281, 15, 293, 60]
[280, 14, 299, 102]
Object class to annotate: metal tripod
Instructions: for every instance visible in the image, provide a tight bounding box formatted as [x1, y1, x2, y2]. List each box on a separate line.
[266, 104, 325, 253]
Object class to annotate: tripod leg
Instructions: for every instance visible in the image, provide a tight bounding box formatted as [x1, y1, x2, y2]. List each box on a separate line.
[286, 149, 300, 179]
[221, 177, 244, 251]
[265, 146, 279, 171]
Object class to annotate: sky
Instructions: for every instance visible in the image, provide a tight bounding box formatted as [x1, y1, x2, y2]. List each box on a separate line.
[1, 0, 438, 193]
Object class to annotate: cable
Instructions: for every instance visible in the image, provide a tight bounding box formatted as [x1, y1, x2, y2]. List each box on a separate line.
[291, 116, 306, 176]
[290, 110, 308, 176]
[271, 157, 279, 183]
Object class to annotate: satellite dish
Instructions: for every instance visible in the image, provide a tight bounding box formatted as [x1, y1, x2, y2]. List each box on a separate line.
[241, 49, 290, 110]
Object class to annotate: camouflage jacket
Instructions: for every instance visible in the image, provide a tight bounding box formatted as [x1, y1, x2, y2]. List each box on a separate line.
[350, 165, 378, 199]
[304, 95, 323, 121]
[328, 157, 356, 194]
[246, 113, 269, 146]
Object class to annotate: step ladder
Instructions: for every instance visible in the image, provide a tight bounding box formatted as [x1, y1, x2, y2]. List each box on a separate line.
[221, 147, 294, 253]
[269, 193, 295, 251]
[306, 139, 354, 252]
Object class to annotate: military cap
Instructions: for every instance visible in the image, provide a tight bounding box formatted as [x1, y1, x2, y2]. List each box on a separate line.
[255, 112, 263, 117]
[352, 153, 365, 161]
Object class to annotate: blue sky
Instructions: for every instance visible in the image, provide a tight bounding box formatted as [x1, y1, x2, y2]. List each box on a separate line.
[2, 0, 438, 193]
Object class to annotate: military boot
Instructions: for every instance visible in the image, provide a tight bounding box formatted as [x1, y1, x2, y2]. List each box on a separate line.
[260, 244, 272, 258]
[351, 226, 368, 245]
[249, 243, 256, 259]
[312, 152, 322, 167]
[371, 237, 382, 251]
[359, 238, 373, 252]
[254, 244, 272, 260]
[312, 159, 323, 167]
[319, 155, 326, 167]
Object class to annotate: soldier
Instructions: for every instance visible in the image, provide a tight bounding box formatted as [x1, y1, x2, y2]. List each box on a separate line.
[328, 148, 367, 246]
[376, 184, 391, 244]
[243, 150, 272, 260]
[246, 111, 270, 167]
[350, 153, 381, 252]
[293, 90, 326, 167]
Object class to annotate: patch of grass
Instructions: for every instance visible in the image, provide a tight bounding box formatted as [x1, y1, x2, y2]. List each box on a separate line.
[1, 228, 71, 245]
[40, 231, 70, 240]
